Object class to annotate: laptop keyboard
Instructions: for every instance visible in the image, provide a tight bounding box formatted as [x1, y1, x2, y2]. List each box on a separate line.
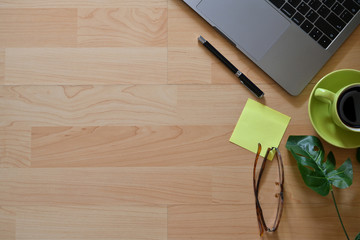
[268, 0, 360, 48]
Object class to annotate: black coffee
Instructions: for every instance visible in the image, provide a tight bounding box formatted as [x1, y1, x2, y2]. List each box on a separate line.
[337, 86, 360, 128]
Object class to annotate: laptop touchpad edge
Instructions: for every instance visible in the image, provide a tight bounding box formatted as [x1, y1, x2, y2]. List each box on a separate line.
[197, 0, 290, 61]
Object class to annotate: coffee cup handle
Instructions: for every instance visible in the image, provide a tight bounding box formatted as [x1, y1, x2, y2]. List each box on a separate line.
[314, 88, 336, 105]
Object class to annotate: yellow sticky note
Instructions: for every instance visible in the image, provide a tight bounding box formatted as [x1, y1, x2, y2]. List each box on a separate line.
[230, 98, 291, 159]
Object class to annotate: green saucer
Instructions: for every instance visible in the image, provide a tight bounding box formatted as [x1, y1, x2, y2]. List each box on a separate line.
[308, 69, 360, 149]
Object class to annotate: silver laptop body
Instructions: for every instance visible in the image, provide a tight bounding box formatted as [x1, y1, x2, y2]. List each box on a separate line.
[183, 0, 360, 95]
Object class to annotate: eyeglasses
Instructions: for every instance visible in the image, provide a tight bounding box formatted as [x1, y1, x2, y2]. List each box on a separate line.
[253, 143, 284, 236]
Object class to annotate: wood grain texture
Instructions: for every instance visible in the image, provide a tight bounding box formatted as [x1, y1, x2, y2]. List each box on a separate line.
[78, 8, 168, 47]
[5, 48, 167, 85]
[0, 127, 31, 167]
[31, 126, 242, 167]
[12, 206, 167, 240]
[0, 9, 77, 47]
[0, 85, 177, 126]
[1, 0, 360, 239]
[0, 0, 167, 8]
[0, 207, 15, 240]
[0, 168, 213, 205]
[0, 48, 4, 84]
[168, 47, 212, 84]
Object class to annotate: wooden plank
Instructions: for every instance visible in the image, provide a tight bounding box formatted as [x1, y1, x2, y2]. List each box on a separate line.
[78, 8, 167, 47]
[0, 207, 15, 240]
[0, 0, 167, 8]
[168, 47, 212, 84]
[0, 9, 77, 47]
[0, 48, 4, 84]
[4, 48, 167, 85]
[31, 125, 242, 167]
[13, 206, 167, 240]
[0, 168, 212, 205]
[0, 127, 31, 167]
[0, 85, 177, 126]
[168, 204, 260, 240]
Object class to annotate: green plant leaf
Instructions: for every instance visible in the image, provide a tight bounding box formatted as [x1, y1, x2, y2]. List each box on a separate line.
[286, 136, 353, 196]
[355, 232, 360, 240]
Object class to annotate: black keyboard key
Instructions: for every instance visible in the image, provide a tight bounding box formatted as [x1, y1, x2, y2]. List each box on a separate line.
[269, 0, 286, 8]
[327, 12, 346, 31]
[310, 27, 323, 40]
[315, 17, 339, 39]
[318, 35, 332, 48]
[298, 2, 311, 14]
[289, 0, 302, 7]
[301, 19, 314, 32]
[355, 0, 360, 5]
[322, 0, 336, 8]
[343, 0, 360, 14]
[281, 3, 297, 17]
[337, 0, 345, 3]
[332, 2, 345, 14]
[318, 5, 331, 17]
[309, 0, 322, 9]
[340, 9, 354, 22]
[292, 12, 306, 24]
[306, 9, 320, 22]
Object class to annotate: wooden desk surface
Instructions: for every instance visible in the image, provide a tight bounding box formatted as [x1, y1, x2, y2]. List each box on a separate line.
[0, 1, 359, 239]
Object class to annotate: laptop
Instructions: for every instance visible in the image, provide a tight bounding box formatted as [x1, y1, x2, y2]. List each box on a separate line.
[182, 0, 360, 96]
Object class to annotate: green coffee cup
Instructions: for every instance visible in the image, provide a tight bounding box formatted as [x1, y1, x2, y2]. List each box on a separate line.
[314, 83, 360, 133]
